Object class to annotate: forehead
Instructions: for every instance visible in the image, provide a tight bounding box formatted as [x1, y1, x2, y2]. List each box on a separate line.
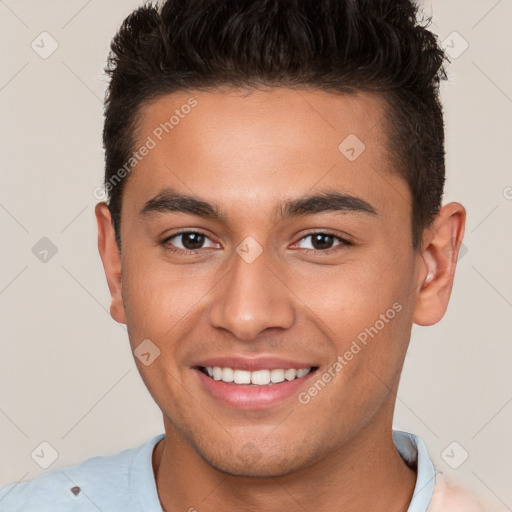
[136, 87, 388, 155]
[123, 87, 409, 224]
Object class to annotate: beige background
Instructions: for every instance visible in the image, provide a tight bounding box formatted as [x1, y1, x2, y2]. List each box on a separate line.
[0, 0, 511, 508]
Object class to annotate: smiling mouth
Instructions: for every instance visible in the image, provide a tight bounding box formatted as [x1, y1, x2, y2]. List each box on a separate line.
[196, 366, 319, 386]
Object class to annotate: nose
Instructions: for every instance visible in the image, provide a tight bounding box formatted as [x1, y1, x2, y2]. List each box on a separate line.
[208, 245, 295, 341]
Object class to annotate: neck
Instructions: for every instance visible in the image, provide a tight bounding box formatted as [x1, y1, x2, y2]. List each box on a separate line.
[152, 421, 416, 512]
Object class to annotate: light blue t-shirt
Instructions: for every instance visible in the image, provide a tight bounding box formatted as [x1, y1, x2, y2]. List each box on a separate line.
[0, 430, 439, 511]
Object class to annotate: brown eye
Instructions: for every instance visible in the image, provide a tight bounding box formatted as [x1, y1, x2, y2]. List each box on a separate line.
[296, 232, 349, 251]
[310, 233, 335, 250]
[177, 232, 205, 250]
[163, 231, 218, 252]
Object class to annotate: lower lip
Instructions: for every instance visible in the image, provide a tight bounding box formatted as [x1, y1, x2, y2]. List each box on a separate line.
[193, 368, 317, 410]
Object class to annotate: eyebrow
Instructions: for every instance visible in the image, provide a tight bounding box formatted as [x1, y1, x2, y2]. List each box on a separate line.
[139, 187, 378, 222]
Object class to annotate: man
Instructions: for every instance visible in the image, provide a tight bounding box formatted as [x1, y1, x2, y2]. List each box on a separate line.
[0, 0, 487, 510]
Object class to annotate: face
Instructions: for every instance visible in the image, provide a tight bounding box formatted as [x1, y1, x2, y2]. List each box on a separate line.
[98, 88, 434, 477]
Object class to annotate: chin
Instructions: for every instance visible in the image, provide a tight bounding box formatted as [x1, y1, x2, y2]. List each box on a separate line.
[206, 457, 301, 479]
[195, 440, 317, 479]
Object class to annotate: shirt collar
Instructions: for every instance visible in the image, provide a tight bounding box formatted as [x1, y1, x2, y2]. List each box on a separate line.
[130, 433, 166, 512]
[393, 430, 438, 512]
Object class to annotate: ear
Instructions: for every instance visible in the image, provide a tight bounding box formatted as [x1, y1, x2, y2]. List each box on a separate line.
[413, 202, 466, 326]
[95, 202, 126, 324]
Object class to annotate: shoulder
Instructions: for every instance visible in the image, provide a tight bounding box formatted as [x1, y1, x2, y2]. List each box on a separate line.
[0, 435, 163, 512]
[0, 447, 134, 512]
[428, 472, 487, 512]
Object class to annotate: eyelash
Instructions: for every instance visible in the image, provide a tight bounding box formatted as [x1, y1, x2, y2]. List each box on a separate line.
[161, 230, 352, 257]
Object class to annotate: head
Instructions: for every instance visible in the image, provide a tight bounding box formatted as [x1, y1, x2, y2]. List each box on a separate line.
[96, 0, 465, 477]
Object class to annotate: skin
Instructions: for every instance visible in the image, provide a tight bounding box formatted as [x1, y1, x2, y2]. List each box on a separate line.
[95, 87, 465, 512]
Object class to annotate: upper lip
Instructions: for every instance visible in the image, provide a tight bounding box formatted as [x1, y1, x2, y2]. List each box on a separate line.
[191, 356, 318, 372]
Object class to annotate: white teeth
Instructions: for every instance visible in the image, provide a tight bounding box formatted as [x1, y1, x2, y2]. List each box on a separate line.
[222, 367, 234, 382]
[203, 366, 312, 385]
[284, 368, 297, 381]
[233, 369, 251, 384]
[251, 370, 270, 385]
[270, 369, 285, 383]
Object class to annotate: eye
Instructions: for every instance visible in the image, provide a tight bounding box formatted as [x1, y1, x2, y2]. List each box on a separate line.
[162, 231, 219, 253]
[294, 231, 351, 253]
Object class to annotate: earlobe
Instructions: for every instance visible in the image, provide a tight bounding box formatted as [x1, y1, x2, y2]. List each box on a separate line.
[413, 202, 466, 326]
[95, 202, 127, 325]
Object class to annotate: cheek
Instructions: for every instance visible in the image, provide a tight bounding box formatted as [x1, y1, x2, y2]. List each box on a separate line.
[294, 252, 412, 375]
[290, 253, 401, 328]
[121, 254, 212, 342]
